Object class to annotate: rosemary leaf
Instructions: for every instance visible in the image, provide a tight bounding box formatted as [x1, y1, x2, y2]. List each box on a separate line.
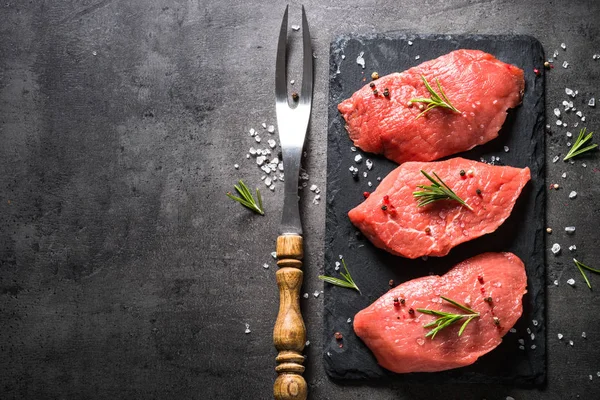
[227, 180, 265, 215]
[319, 259, 361, 293]
[417, 296, 480, 339]
[573, 258, 600, 290]
[410, 75, 461, 118]
[563, 128, 597, 161]
[413, 170, 473, 210]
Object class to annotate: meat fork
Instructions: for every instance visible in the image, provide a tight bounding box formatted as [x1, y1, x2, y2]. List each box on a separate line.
[272, 5, 313, 400]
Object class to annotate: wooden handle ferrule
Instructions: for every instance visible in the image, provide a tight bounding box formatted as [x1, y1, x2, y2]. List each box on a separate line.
[273, 234, 307, 400]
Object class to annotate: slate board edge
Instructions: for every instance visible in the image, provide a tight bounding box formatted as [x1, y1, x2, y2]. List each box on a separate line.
[322, 32, 546, 386]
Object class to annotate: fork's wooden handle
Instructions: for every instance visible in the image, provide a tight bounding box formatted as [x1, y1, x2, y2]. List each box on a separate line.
[273, 235, 307, 400]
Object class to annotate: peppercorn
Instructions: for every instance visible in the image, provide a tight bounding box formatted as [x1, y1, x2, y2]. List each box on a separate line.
[334, 332, 343, 340]
[546, 227, 552, 234]
[425, 227, 431, 234]
[369, 82, 375, 88]
[383, 195, 390, 204]
[476, 188, 482, 195]
[493, 317, 500, 326]
[400, 298, 405, 305]
[373, 89, 378, 95]
[393, 297, 399, 307]
[408, 308, 415, 315]
[459, 170, 466, 176]
[484, 296, 493, 303]
[389, 279, 395, 287]
[383, 88, 389, 97]
[381, 205, 387, 211]
[371, 71, 379, 80]
[544, 61, 551, 69]
[291, 92, 299, 101]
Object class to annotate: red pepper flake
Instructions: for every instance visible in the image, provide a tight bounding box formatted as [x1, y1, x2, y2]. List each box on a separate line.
[477, 275, 484, 283]
[480, 287, 486, 294]
[339, 343, 344, 348]
[533, 68, 540, 76]
[363, 191, 371, 198]
[388, 204, 397, 216]
[408, 308, 415, 316]
[334, 332, 343, 340]
[383, 195, 390, 204]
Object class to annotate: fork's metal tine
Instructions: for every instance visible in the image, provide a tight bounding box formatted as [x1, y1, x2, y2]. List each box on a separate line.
[300, 5, 313, 106]
[275, 6, 289, 105]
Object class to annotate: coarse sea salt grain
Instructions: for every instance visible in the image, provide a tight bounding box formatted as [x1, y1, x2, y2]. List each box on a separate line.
[551, 243, 561, 255]
[518, 338, 525, 345]
[569, 340, 574, 346]
[509, 328, 517, 333]
[562, 172, 567, 178]
[354, 154, 363, 163]
[264, 177, 272, 186]
[263, 263, 269, 269]
[415, 55, 420, 60]
[234, 164, 239, 169]
[567, 278, 575, 286]
[561, 42, 567, 50]
[531, 333, 535, 340]
[504, 146, 509, 152]
[552, 155, 560, 163]
[527, 328, 531, 334]
[267, 125, 275, 133]
[569, 191, 577, 199]
[303, 293, 309, 299]
[554, 108, 561, 117]
[313, 290, 320, 298]
[531, 344, 537, 350]
[594, 54, 600, 60]
[565, 226, 576, 234]
[305, 340, 310, 346]
[565, 88, 575, 97]
[589, 98, 596, 107]
[356, 51, 365, 69]
[366, 159, 373, 170]
[271, 252, 277, 259]
[558, 333, 564, 340]
[566, 131, 573, 138]
[554, 279, 559, 286]
[556, 120, 562, 126]
[408, 40, 413, 46]
[582, 332, 587, 338]
[506, 396, 515, 400]
[553, 49, 559, 58]
[562, 61, 569, 68]
[569, 245, 577, 251]
[576, 110, 583, 117]
[347, 318, 352, 323]
[309, 184, 318, 192]
[245, 323, 251, 334]
[532, 320, 539, 326]
[368, 181, 372, 187]
[291, 24, 300, 31]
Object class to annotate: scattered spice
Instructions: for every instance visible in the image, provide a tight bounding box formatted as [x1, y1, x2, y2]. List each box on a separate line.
[381, 205, 387, 211]
[369, 82, 375, 88]
[459, 169, 466, 177]
[484, 296, 493, 303]
[546, 227, 553, 234]
[553, 183, 559, 190]
[393, 297, 400, 307]
[425, 227, 431, 234]
[493, 317, 500, 326]
[388, 279, 395, 287]
[408, 308, 415, 316]
[373, 89, 379, 95]
[371, 71, 379, 80]
[383, 195, 390, 204]
[400, 298, 406, 305]
[477, 275, 484, 283]
[383, 88, 390, 97]
[476, 188, 482, 195]
[291, 92, 299, 101]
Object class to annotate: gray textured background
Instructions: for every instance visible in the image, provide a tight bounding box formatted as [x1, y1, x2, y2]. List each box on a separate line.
[1, 1, 599, 399]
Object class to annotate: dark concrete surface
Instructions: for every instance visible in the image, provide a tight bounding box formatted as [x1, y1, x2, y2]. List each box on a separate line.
[1, 1, 599, 399]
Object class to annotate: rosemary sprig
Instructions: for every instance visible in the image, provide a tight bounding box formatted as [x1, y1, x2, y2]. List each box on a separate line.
[573, 258, 600, 290]
[226, 179, 264, 215]
[413, 170, 473, 211]
[410, 75, 461, 119]
[319, 259, 361, 294]
[563, 128, 597, 161]
[417, 296, 480, 339]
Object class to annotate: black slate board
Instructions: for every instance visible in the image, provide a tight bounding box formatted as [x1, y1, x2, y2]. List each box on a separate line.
[324, 34, 546, 385]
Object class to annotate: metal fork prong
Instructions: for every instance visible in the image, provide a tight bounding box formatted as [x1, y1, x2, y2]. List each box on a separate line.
[275, 5, 289, 105]
[300, 5, 313, 106]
